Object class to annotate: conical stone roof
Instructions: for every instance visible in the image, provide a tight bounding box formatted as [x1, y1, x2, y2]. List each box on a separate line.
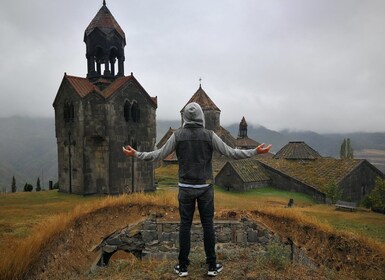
[84, 3, 125, 40]
[182, 85, 220, 112]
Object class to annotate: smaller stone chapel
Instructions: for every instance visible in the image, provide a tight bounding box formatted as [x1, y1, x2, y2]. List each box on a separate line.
[53, 2, 157, 195]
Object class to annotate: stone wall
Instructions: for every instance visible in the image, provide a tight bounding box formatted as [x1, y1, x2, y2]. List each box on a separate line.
[92, 216, 318, 270]
[141, 218, 278, 260]
[55, 78, 157, 195]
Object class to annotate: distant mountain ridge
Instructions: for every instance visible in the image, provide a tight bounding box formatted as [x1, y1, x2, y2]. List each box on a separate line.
[1, 117, 384, 191]
[225, 123, 385, 156]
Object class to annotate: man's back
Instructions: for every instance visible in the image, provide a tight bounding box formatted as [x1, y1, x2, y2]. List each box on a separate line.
[174, 126, 213, 185]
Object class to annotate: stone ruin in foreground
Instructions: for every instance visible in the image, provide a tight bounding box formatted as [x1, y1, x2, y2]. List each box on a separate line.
[90, 214, 317, 271]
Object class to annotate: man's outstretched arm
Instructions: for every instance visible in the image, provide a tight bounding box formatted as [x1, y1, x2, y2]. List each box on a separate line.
[212, 132, 272, 159]
[122, 134, 176, 161]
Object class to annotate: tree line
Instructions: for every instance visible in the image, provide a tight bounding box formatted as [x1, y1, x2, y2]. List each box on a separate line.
[10, 176, 58, 192]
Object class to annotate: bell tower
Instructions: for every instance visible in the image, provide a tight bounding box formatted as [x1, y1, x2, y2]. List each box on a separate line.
[84, 0, 126, 80]
[238, 117, 248, 138]
[54, 0, 158, 195]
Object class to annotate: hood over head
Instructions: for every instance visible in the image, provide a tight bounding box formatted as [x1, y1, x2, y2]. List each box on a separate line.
[183, 102, 205, 128]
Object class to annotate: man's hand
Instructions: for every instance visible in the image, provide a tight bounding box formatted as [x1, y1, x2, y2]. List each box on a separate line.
[122, 145, 136, 157]
[256, 143, 272, 154]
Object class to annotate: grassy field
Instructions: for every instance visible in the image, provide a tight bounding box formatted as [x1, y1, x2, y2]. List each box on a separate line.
[155, 165, 385, 244]
[2, 185, 384, 250]
[0, 183, 385, 279]
[0, 191, 101, 235]
[301, 204, 385, 243]
[216, 187, 385, 244]
[0, 191, 102, 260]
[1, 186, 385, 279]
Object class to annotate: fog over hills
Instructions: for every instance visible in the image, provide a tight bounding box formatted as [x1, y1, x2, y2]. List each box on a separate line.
[226, 123, 385, 156]
[0, 117, 57, 192]
[1, 117, 384, 191]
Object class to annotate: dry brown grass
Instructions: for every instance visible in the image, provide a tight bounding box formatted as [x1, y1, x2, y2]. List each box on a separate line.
[0, 192, 177, 280]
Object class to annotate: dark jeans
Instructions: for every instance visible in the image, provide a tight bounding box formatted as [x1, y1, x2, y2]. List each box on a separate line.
[178, 185, 216, 267]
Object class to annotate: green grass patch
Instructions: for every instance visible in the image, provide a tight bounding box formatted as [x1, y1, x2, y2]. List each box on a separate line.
[301, 205, 385, 244]
[216, 185, 312, 199]
[156, 177, 177, 187]
[214, 186, 316, 207]
[155, 165, 178, 187]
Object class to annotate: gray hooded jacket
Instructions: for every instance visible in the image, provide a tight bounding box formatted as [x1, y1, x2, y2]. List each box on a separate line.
[135, 102, 257, 186]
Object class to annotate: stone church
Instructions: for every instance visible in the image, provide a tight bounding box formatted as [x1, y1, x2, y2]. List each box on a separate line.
[53, 2, 157, 195]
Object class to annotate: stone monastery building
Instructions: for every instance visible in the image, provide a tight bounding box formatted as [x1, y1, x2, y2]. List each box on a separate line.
[160, 86, 384, 203]
[53, 2, 157, 195]
[53, 1, 384, 203]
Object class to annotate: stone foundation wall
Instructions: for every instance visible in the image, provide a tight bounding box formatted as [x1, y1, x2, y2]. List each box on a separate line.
[92, 216, 318, 270]
[141, 217, 278, 260]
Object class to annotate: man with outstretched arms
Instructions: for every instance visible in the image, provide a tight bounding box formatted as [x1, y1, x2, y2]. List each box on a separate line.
[123, 102, 272, 277]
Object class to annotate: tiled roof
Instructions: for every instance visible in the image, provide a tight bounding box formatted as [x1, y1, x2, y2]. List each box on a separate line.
[215, 126, 236, 148]
[125, 74, 158, 108]
[274, 141, 321, 160]
[235, 137, 260, 148]
[63, 74, 157, 108]
[85, 4, 125, 40]
[227, 159, 270, 182]
[65, 75, 101, 97]
[182, 85, 220, 112]
[258, 157, 363, 192]
[103, 76, 132, 98]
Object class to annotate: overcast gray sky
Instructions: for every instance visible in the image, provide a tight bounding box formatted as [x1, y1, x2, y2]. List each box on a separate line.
[0, 0, 384, 133]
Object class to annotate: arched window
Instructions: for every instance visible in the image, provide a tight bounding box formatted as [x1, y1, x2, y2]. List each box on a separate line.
[95, 46, 104, 75]
[109, 48, 118, 76]
[124, 101, 131, 122]
[63, 103, 70, 122]
[131, 101, 140, 123]
[64, 101, 75, 123]
[69, 102, 75, 123]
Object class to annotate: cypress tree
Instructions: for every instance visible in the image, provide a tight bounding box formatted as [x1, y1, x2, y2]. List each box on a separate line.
[340, 139, 347, 159]
[11, 176, 16, 193]
[36, 177, 41, 192]
[347, 138, 354, 159]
